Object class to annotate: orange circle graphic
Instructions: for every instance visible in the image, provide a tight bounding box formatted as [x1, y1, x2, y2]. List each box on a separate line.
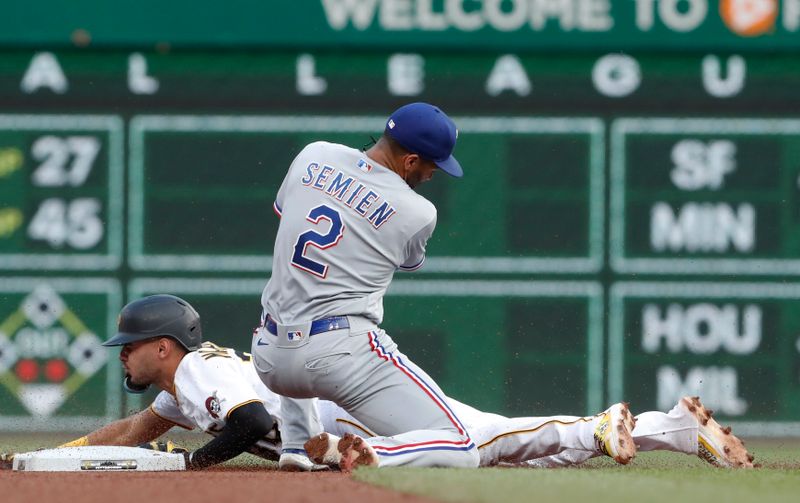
[720, 0, 778, 37]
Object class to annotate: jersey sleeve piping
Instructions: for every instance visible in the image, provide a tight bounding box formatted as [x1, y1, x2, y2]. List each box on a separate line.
[273, 201, 282, 217]
[148, 404, 194, 430]
[225, 399, 265, 420]
[398, 256, 425, 271]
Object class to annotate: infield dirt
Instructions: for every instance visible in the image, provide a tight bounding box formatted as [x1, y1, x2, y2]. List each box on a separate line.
[0, 467, 435, 503]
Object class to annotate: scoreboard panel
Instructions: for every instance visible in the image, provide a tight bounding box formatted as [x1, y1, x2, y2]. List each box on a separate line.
[128, 115, 604, 273]
[2, 51, 800, 115]
[128, 278, 604, 416]
[0, 277, 121, 430]
[611, 119, 800, 275]
[1, 46, 799, 428]
[609, 282, 800, 435]
[0, 115, 124, 269]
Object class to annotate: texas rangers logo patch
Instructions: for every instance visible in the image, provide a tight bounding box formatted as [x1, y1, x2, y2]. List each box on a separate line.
[287, 331, 303, 341]
[357, 159, 373, 173]
[205, 391, 222, 419]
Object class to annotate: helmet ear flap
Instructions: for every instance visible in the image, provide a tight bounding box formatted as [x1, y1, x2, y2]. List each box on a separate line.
[123, 375, 150, 394]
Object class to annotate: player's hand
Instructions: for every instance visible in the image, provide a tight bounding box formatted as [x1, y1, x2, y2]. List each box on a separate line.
[137, 440, 189, 454]
[0, 452, 15, 470]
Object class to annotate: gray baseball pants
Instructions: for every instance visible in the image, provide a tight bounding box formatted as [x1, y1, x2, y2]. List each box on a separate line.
[251, 315, 479, 468]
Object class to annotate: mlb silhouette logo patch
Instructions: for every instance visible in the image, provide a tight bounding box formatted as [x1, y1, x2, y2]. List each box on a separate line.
[357, 159, 373, 173]
[287, 331, 303, 340]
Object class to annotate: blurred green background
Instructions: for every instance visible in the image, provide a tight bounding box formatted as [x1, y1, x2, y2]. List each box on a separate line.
[1, 1, 800, 438]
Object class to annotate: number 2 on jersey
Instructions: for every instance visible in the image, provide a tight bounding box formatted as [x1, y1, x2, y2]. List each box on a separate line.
[291, 204, 345, 278]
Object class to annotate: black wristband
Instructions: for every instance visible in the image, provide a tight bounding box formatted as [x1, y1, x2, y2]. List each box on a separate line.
[182, 451, 195, 470]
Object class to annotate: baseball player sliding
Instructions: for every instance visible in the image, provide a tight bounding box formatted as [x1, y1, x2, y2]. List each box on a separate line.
[4, 294, 748, 472]
[312, 396, 754, 469]
[52, 295, 293, 471]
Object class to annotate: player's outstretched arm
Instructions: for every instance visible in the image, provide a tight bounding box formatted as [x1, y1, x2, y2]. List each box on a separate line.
[186, 402, 274, 469]
[60, 408, 175, 448]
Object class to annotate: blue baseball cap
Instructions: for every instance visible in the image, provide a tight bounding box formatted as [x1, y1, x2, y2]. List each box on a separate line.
[384, 102, 463, 178]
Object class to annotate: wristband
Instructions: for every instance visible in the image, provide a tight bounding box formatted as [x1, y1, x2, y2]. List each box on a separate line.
[58, 436, 89, 448]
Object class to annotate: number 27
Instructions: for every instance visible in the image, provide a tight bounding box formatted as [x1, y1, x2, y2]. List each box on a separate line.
[291, 204, 345, 278]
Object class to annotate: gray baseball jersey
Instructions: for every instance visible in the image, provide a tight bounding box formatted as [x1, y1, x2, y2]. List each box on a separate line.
[254, 140, 479, 469]
[261, 141, 436, 325]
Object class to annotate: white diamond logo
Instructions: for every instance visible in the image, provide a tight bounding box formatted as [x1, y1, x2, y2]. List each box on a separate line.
[22, 285, 65, 329]
[17, 384, 67, 417]
[68, 333, 107, 375]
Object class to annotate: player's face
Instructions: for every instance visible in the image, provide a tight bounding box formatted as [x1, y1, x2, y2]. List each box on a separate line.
[119, 339, 161, 386]
[403, 155, 437, 189]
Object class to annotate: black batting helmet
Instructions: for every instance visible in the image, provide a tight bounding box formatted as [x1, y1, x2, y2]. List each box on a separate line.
[103, 294, 202, 351]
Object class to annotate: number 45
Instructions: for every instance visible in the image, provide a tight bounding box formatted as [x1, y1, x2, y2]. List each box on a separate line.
[27, 198, 104, 250]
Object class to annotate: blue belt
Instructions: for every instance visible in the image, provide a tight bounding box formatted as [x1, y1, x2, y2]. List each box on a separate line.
[265, 315, 350, 337]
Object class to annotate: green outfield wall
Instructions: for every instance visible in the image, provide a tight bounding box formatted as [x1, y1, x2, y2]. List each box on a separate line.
[1, 3, 799, 435]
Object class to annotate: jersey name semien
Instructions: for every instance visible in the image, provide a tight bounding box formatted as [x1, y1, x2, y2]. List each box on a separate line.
[300, 162, 397, 229]
[262, 141, 437, 326]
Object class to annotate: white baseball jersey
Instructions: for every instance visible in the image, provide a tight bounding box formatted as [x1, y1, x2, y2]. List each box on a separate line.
[261, 141, 436, 325]
[150, 342, 695, 467]
[150, 342, 285, 456]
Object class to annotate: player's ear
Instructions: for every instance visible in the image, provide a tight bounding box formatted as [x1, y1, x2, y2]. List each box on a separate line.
[404, 153, 420, 173]
[157, 338, 170, 357]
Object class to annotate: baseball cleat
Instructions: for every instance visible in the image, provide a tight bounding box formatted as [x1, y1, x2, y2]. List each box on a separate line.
[594, 402, 637, 465]
[679, 396, 754, 468]
[304, 432, 342, 467]
[278, 451, 331, 472]
[337, 433, 379, 473]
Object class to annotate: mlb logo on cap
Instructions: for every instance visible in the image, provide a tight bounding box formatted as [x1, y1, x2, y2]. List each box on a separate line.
[384, 102, 463, 178]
